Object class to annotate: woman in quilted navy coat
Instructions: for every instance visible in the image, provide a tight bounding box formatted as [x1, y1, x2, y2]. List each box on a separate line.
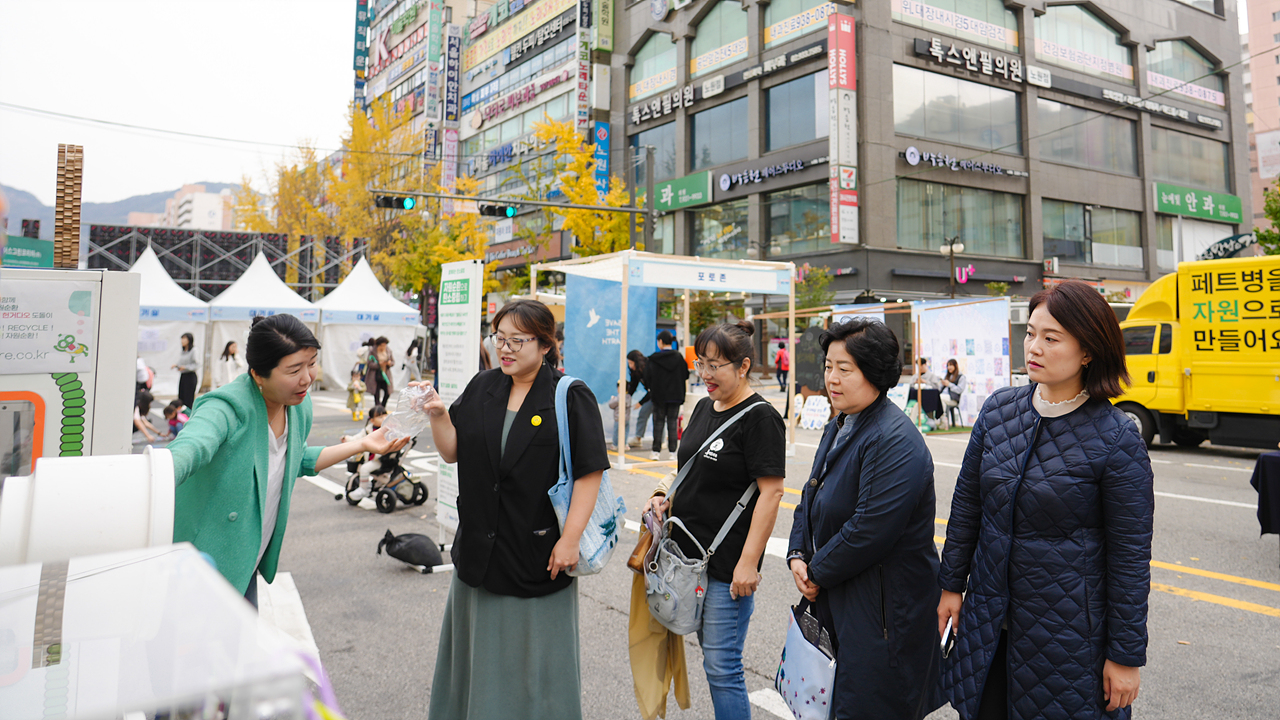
[788, 318, 943, 719]
[937, 281, 1154, 720]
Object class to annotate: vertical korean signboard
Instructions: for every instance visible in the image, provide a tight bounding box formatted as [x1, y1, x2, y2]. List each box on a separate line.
[592, 0, 614, 52]
[594, 122, 611, 195]
[353, 0, 370, 72]
[435, 259, 484, 535]
[576, 0, 593, 132]
[442, 24, 463, 215]
[828, 13, 857, 244]
[425, 0, 446, 119]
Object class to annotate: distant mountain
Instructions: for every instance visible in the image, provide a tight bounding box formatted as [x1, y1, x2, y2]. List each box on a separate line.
[1, 182, 240, 240]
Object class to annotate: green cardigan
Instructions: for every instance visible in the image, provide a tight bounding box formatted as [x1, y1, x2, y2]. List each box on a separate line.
[168, 373, 323, 594]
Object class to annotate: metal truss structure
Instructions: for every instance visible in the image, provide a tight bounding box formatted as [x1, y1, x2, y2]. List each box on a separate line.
[86, 225, 370, 301]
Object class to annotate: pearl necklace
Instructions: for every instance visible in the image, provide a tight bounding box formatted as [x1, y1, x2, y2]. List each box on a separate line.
[1036, 385, 1088, 407]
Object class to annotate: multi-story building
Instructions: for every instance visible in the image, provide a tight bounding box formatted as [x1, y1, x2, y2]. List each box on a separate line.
[610, 0, 1250, 309]
[159, 184, 236, 231]
[1244, 2, 1280, 233]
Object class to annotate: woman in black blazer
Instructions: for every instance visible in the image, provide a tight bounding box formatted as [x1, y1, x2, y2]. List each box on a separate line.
[421, 299, 609, 720]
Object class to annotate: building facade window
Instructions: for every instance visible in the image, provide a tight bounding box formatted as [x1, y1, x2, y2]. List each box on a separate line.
[893, 64, 1022, 154]
[629, 122, 679, 185]
[1150, 126, 1230, 192]
[1042, 200, 1142, 268]
[1036, 98, 1137, 175]
[462, 92, 572, 176]
[462, 38, 575, 114]
[1155, 216, 1176, 272]
[766, 70, 829, 151]
[766, 184, 830, 257]
[692, 97, 750, 170]
[1034, 5, 1134, 84]
[897, 179, 1024, 258]
[892, 0, 1019, 53]
[1148, 41, 1224, 106]
[692, 198, 752, 259]
[630, 33, 677, 102]
[1169, 0, 1216, 13]
[763, 0, 833, 49]
[690, 1, 749, 78]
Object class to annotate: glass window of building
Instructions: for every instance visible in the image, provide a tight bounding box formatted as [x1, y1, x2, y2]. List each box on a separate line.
[1150, 126, 1230, 192]
[629, 122, 679, 185]
[1155, 216, 1176, 272]
[1034, 5, 1134, 84]
[692, 199, 752, 259]
[766, 71, 829, 151]
[766, 184, 830, 257]
[1148, 41, 1224, 106]
[893, 65, 1022, 154]
[692, 97, 750, 170]
[1036, 98, 1137, 175]
[1042, 199, 1142, 268]
[690, 1, 749, 78]
[763, 0, 832, 49]
[630, 33, 678, 102]
[896, 179, 1024, 258]
[1173, 0, 1217, 14]
[892, 0, 1019, 53]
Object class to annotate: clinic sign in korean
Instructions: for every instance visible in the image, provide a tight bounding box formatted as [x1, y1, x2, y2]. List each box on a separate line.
[653, 171, 712, 212]
[1154, 183, 1243, 224]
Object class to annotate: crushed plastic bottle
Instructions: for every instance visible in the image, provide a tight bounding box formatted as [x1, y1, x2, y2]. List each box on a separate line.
[383, 384, 434, 440]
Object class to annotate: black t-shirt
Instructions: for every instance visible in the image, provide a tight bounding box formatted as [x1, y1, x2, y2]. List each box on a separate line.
[670, 393, 787, 583]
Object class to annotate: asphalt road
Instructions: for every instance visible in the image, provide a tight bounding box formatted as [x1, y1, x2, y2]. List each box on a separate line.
[243, 388, 1279, 719]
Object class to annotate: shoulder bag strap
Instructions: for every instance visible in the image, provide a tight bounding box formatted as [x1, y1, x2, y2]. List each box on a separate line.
[665, 400, 769, 504]
[554, 375, 574, 487]
[707, 481, 759, 556]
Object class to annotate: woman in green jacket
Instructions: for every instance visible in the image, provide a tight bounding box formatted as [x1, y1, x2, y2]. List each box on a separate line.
[168, 314, 407, 606]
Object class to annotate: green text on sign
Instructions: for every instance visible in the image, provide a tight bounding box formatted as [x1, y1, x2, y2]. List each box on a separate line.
[1154, 183, 1243, 223]
[440, 278, 471, 305]
[654, 171, 712, 212]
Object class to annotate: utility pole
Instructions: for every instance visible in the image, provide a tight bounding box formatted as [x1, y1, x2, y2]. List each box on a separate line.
[644, 145, 655, 250]
[628, 149, 637, 250]
[941, 236, 964, 298]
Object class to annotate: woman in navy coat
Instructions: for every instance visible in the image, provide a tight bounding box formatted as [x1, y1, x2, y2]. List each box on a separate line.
[787, 318, 943, 719]
[937, 281, 1154, 720]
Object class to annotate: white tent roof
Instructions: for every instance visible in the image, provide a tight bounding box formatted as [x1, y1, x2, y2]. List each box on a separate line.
[209, 253, 318, 322]
[129, 246, 208, 321]
[314, 257, 420, 325]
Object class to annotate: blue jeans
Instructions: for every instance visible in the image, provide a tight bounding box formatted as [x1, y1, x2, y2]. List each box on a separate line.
[696, 577, 755, 719]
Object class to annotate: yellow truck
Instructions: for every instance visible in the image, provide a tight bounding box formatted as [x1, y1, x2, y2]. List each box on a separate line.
[1115, 254, 1280, 449]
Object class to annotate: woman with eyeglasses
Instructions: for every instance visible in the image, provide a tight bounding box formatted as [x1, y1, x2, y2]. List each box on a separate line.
[642, 320, 786, 720]
[418, 299, 610, 720]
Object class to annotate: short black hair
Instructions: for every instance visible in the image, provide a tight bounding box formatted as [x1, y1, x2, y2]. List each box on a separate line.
[819, 317, 903, 394]
[917, 357, 928, 366]
[247, 314, 321, 379]
[694, 321, 755, 370]
[657, 330, 675, 345]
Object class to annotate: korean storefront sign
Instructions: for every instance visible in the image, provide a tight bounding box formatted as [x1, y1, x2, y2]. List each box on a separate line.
[2, 236, 54, 268]
[444, 24, 463, 127]
[1154, 183, 1243, 224]
[1147, 71, 1224, 106]
[506, 9, 575, 65]
[427, 0, 444, 63]
[765, 2, 835, 46]
[369, 19, 439, 77]
[829, 13, 858, 245]
[594, 122, 611, 195]
[901, 146, 1029, 177]
[464, 0, 577, 70]
[1098, 88, 1222, 129]
[630, 85, 694, 125]
[718, 158, 817, 193]
[690, 37, 748, 76]
[654, 172, 712, 212]
[1179, 262, 1280, 357]
[593, 0, 614, 51]
[353, 0, 370, 72]
[914, 37, 1031, 84]
[894, 1, 1018, 48]
[1034, 37, 1133, 82]
[576, 24, 591, 131]
[442, 128, 459, 214]
[478, 67, 573, 123]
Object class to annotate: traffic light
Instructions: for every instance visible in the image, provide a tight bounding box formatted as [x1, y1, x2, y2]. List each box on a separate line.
[478, 203, 518, 218]
[375, 195, 417, 210]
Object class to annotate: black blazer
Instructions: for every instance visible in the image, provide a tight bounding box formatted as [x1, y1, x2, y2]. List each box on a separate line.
[448, 364, 610, 597]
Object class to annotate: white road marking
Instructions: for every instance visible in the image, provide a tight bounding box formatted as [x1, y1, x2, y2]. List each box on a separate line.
[749, 688, 791, 718]
[1154, 491, 1255, 509]
[1181, 462, 1253, 474]
[935, 461, 962, 469]
[300, 474, 376, 510]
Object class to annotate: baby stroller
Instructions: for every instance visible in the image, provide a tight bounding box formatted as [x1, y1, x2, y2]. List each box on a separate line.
[336, 437, 428, 513]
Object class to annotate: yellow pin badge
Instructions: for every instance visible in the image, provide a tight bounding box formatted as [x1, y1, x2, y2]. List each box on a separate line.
[531, 415, 542, 427]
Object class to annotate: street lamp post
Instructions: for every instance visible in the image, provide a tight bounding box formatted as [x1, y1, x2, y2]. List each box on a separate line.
[940, 236, 965, 298]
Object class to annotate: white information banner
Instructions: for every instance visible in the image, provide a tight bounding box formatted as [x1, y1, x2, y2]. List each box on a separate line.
[435, 259, 483, 534]
[627, 259, 792, 295]
[0, 278, 100, 375]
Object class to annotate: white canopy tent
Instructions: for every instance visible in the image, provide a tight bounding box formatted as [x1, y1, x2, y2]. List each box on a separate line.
[532, 250, 797, 468]
[314, 257, 424, 390]
[208, 253, 319, 380]
[129, 246, 209, 396]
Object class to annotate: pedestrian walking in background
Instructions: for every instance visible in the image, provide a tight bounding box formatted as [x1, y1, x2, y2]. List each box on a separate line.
[787, 317, 943, 719]
[610, 349, 647, 451]
[937, 280, 1153, 720]
[644, 330, 687, 461]
[419, 299, 608, 720]
[136, 356, 151, 394]
[213, 341, 247, 389]
[167, 314, 407, 607]
[375, 336, 395, 405]
[173, 331, 200, 408]
[632, 378, 653, 449]
[642, 320, 786, 720]
[774, 341, 789, 393]
[402, 338, 423, 384]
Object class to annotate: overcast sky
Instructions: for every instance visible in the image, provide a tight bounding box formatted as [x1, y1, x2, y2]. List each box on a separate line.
[0, 0, 356, 206]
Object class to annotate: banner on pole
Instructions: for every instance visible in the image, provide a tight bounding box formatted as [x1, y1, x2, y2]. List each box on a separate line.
[827, 13, 858, 244]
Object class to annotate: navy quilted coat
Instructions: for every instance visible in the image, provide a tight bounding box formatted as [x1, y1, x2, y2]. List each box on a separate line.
[789, 394, 943, 720]
[938, 385, 1154, 720]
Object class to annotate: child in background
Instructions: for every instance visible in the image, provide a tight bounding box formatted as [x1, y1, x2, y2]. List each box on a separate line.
[163, 401, 189, 438]
[347, 369, 366, 421]
[342, 405, 388, 501]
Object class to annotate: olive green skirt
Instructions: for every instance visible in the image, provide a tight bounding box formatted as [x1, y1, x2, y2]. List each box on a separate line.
[428, 576, 582, 720]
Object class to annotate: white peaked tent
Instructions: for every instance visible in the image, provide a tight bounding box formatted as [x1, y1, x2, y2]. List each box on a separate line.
[208, 253, 319, 381]
[315, 257, 423, 390]
[129, 246, 209, 396]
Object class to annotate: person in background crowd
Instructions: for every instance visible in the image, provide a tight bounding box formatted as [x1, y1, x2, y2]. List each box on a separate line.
[787, 318, 942, 719]
[403, 338, 423, 383]
[643, 320, 786, 720]
[419, 299, 608, 720]
[555, 326, 566, 370]
[173, 332, 199, 408]
[610, 349, 647, 452]
[911, 357, 941, 389]
[167, 314, 408, 608]
[774, 341, 789, 393]
[644, 330, 687, 461]
[938, 358, 968, 429]
[213, 341, 247, 389]
[631, 367, 653, 450]
[164, 401, 189, 438]
[133, 388, 161, 443]
[136, 356, 151, 394]
[374, 336, 394, 405]
[937, 281, 1153, 720]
